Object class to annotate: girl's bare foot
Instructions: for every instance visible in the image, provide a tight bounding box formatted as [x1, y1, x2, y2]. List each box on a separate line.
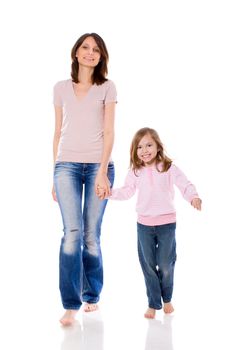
[83, 303, 98, 312]
[144, 307, 156, 319]
[163, 302, 174, 314]
[60, 310, 78, 326]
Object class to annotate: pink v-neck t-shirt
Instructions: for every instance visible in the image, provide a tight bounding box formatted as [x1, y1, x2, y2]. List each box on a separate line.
[53, 79, 117, 163]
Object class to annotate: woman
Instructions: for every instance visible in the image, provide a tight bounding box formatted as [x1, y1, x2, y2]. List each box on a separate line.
[52, 33, 117, 326]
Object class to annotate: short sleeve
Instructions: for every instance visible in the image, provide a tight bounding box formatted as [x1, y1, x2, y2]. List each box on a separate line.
[104, 80, 117, 104]
[53, 82, 63, 107]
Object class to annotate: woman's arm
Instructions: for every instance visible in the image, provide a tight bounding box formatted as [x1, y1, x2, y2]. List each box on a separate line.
[52, 106, 63, 201]
[95, 102, 116, 199]
[53, 106, 63, 163]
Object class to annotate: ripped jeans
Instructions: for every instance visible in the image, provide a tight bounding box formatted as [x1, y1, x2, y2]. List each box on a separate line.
[54, 162, 115, 310]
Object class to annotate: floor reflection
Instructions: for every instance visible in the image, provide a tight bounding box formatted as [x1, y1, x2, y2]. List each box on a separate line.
[60, 311, 104, 350]
[145, 315, 174, 350]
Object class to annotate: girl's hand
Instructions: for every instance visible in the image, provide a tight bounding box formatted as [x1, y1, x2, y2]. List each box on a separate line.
[52, 185, 57, 202]
[95, 171, 111, 199]
[191, 198, 202, 210]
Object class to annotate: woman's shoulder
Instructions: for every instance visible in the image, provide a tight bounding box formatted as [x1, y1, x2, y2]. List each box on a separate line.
[95, 79, 117, 102]
[53, 79, 71, 90]
[98, 79, 116, 90]
[105, 79, 116, 86]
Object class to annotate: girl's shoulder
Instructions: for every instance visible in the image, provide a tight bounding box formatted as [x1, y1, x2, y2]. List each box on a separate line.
[166, 163, 184, 176]
[128, 167, 143, 178]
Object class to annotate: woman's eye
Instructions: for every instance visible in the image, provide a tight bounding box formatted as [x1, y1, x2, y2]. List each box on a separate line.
[94, 48, 100, 52]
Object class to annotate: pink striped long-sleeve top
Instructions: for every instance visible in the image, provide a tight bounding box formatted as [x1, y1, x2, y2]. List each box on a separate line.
[110, 164, 199, 226]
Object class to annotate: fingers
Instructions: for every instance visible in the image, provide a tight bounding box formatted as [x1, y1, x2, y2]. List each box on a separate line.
[96, 185, 110, 200]
[94, 183, 99, 196]
[96, 186, 106, 199]
[104, 182, 111, 197]
[52, 187, 58, 202]
[191, 198, 202, 211]
[95, 175, 111, 199]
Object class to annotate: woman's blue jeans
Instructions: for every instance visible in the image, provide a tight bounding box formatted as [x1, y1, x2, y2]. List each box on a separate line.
[137, 222, 176, 310]
[54, 162, 115, 310]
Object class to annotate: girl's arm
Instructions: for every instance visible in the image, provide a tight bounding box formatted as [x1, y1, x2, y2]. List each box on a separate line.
[109, 170, 137, 200]
[95, 102, 116, 199]
[52, 105, 63, 201]
[171, 164, 202, 210]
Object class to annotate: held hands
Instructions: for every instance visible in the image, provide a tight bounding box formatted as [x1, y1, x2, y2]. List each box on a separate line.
[95, 171, 111, 200]
[191, 197, 202, 210]
[96, 186, 110, 200]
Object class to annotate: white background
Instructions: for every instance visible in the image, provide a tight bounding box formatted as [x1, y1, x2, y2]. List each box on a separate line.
[0, 1, 232, 349]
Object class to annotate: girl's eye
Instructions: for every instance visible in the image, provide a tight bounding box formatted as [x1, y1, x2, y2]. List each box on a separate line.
[137, 146, 142, 149]
[94, 48, 100, 53]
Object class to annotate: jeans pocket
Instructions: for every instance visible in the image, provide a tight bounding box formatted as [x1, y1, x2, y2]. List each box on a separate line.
[108, 161, 114, 168]
[107, 162, 115, 185]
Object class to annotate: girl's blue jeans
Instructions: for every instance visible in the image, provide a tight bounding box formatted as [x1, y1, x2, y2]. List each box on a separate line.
[54, 161, 115, 310]
[137, 222, 177, 310]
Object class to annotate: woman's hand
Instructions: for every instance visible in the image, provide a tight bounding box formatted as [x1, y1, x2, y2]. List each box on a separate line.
[52, 185, 57, 202]
[191, 198, 202, 210]
[95, 171, 111, 200]
[96, 186, 109, 200]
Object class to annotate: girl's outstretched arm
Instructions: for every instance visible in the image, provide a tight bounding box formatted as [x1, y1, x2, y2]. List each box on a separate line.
[171, 164, 201, 206]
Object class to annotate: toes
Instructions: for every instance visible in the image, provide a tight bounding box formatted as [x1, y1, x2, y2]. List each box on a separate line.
[84, 303, 98, 312]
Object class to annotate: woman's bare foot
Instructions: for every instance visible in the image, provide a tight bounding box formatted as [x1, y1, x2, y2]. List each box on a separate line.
[83, 303, 98, 312]
[144, 307, 156, 319]
[60, 310, 78, 326]
[163, 302, 174, 314]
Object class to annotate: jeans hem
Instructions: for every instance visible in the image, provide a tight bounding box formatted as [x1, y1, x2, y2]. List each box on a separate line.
[62, 305, 81, 310]
[149, 304, 162, 310]
[82, 298, 100, 304]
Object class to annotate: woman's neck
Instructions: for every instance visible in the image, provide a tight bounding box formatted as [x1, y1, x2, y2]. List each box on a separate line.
[78, 66, 94, 85]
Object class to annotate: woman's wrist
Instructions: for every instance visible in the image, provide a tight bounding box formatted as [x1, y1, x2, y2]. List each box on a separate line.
[98, 164, 108, 174]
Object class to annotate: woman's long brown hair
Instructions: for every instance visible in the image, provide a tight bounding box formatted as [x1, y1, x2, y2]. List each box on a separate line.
[71, 33, 109, 84]
[130, 127, 172, 173]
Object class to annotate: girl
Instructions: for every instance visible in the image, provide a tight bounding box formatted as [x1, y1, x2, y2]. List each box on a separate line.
[107, 127, 201, 318]
[52, 33, 117, 326]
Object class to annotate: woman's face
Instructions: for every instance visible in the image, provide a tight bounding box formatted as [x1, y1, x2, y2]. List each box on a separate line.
[76, 36, 101, 68]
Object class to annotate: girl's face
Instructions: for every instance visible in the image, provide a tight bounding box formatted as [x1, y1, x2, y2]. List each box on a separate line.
[137, 134, 158, 166]
[76, 36, 101, 68]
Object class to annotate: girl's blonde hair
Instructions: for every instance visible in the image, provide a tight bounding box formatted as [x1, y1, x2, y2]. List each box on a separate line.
[130, 127, 172, 173]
